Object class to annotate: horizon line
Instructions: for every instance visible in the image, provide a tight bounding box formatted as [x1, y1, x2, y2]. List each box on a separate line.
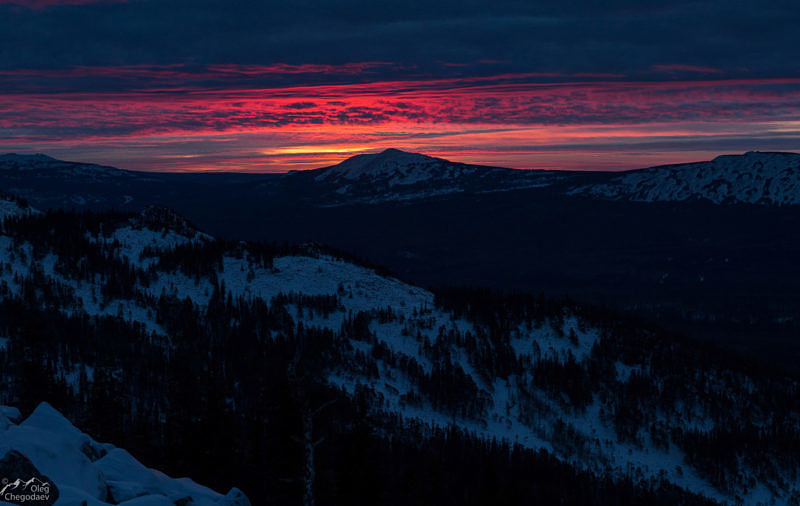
[4, 148, 798, 175]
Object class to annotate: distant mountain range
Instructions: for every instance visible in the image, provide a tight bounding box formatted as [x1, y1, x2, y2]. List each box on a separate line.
[2, 149, 799, 208]
[2, 149, 800, 372]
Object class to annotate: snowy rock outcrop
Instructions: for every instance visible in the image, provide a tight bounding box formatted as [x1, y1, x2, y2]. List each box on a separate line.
[0, 403, 250, 506]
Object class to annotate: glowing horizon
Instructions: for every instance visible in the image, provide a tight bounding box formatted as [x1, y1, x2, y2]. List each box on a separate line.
[2, 0, 799, 173]
[1, 67, 799, 173]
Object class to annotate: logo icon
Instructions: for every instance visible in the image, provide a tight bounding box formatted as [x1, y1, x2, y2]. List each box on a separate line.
[0, 477, 51, 504]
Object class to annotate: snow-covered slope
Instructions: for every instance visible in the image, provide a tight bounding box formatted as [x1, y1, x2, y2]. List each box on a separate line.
[0, 402, 250, 506]
[1, 200, 799, 505]
[305, 148, 566, 204]
[569, 151, 800, 205]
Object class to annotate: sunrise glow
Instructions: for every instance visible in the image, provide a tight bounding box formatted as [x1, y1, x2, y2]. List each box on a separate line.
[1, 1, 798, 172]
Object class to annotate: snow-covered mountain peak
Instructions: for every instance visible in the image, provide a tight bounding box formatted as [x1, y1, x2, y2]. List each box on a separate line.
[568, 151, 800, 205]
[315, 148, 457, 184]
[306, 148, 565, 204]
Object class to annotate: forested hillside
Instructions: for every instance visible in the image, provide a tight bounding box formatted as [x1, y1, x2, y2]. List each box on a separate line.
[0, 200, 798, 505]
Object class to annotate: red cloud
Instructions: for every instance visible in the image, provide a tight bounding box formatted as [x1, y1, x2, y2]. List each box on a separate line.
[3, 77, 799, 137]
[1, 70, 799, 172]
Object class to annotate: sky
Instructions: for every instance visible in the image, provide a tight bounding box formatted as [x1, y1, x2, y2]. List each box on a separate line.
[1, 0, 799, 172]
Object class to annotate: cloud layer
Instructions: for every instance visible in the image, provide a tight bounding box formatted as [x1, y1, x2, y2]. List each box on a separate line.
[0, 0, 798, 171]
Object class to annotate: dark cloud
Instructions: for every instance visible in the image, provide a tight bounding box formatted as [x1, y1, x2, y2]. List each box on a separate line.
[0, 0, 797, 82]
[284, 102, 318, 110]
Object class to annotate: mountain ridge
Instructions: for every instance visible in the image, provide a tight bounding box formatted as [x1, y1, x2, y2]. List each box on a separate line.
[0, 153, 57, 163]
[5, 149, 800, 207]
[0, 153, 129, 177]
[569, 150, 800, 205]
